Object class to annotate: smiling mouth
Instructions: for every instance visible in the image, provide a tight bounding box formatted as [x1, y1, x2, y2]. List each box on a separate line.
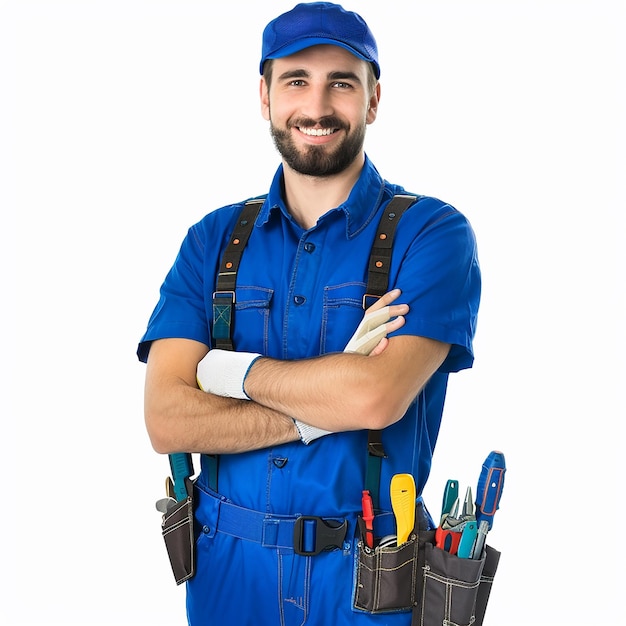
[298, 127, 338, 137]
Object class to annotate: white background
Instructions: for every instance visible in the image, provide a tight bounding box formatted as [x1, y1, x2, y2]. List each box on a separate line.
[1, 0, 624, 624]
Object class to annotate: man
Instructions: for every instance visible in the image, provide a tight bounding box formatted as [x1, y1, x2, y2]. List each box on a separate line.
[138, 3, 481, 624]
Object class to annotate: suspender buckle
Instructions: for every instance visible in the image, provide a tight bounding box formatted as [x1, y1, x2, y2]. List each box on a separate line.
[362, 294, 380, 309]
[293, 516, 348, 556]
[213, 290, 236, 304]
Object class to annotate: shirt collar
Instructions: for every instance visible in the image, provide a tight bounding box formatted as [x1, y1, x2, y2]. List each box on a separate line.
[258, 155, 386, 238]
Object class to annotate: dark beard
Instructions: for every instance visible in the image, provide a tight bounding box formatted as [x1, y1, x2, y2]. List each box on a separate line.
[269, 116, 366, 177]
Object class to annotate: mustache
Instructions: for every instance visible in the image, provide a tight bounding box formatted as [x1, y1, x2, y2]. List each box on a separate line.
[289, 115, 348, 131]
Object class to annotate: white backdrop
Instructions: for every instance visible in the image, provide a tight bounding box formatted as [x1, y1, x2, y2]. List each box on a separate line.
[1, 1, 624, 624]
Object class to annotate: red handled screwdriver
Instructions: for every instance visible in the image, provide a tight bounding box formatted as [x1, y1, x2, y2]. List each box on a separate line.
[361, 490, 375, 548]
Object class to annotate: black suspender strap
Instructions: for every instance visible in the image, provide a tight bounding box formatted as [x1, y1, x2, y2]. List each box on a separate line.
[169, 199, 264, 496]
[204, 198, 264, 490]
[363, 194, 419, 508]
[212, 199, 265, 351]
[363, 194, 419, 309]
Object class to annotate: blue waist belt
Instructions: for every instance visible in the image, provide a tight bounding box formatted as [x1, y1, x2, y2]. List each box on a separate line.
[194, 482, 397, 556]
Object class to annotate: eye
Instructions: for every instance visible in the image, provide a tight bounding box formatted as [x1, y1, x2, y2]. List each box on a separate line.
[289, 79, 306, 87]
[332, 81, 352, 89]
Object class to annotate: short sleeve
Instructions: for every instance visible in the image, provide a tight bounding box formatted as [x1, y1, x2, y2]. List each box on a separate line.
[137, 224, 210, 363]
[391, 199, 481, 373]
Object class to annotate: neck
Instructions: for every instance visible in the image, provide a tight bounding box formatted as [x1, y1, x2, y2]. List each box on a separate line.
[282, 153, 365, 229]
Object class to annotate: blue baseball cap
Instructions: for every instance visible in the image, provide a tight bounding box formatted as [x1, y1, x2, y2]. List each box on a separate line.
[260, 2, 380, 78]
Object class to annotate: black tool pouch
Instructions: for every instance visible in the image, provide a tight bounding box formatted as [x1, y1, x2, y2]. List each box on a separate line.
[474, 544, 501, 625]
[353, 534, 420, 613]
[353, 507, 500, 625]
[161, 485, 195, 585]
[413, 531, 501, 626]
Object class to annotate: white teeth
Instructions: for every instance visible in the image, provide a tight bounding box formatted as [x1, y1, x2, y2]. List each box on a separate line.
[299, 127, 336, 136]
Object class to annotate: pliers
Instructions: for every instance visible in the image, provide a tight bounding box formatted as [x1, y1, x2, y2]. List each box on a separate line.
[435, 484, 478, 557]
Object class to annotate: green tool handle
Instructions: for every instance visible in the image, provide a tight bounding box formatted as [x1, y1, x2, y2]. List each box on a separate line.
[169, 453, 193, 501]
[440, 479, 458, 521]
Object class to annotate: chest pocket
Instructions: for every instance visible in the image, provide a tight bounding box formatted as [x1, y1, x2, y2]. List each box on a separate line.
[232, 286, 273, 355]
[320, 282, 367, 353]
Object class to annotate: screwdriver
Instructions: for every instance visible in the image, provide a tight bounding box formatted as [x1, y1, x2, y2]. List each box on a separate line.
[471, 450, 506, 558]
[361, 490, 375, 548]
[475, 450, 506, 529]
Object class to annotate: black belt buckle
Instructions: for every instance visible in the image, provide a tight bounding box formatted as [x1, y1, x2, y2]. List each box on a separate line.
[293, 516, 348, 556]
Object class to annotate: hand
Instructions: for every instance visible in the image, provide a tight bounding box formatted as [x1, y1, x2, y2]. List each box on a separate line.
[344, 289, 408, 355]
[196, 349, 261, 399]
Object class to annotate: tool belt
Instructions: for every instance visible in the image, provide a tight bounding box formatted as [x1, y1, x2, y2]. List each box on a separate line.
[161, 483, 501, 625]
[162, 479, 353, 585]
[194, 481, 350, 554]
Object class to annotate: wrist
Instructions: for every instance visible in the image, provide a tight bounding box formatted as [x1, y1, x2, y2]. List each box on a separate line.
[196, 349, 262, 399]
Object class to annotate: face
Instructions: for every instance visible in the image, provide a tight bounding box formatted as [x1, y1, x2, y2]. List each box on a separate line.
[260, 45, 380, 177]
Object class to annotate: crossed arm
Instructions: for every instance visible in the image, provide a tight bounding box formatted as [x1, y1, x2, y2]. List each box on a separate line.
[144, 290, 450, 455]
[243, 335, 448, 433]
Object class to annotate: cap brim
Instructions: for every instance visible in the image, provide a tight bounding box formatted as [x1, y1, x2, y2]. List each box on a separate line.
[262, 37, 379, 77]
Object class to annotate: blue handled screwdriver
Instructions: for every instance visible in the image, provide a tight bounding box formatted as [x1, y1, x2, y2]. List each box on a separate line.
[475, 450, 506, 528]
[471, 450, 506, 558]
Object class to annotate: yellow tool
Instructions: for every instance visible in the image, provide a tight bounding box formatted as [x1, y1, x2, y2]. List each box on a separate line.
[390, 473, 416, 545]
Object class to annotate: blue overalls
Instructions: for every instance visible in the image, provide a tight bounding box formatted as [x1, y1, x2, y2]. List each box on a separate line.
[138, 156, 481, 625]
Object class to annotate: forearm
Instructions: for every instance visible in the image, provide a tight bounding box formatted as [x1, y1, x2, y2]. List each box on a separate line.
[146, 384, 298, 454]
[144, 339, 299, 455]
[243, 337, 447, 431]
[243, 352, 373, 431]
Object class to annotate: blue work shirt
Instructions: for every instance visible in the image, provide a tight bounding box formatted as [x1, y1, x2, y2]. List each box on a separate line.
[138, 156, 480, 519]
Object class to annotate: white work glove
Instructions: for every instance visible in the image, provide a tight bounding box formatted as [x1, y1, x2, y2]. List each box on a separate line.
[196, 349, 261, 399]
[293, 419, 333, 445]
[294, 304, 396, 444]
[344, 305, 394, 355]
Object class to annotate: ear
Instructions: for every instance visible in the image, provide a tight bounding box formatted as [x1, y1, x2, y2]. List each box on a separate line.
[260, 77, 271, 121]
[366, 82, 381, 125]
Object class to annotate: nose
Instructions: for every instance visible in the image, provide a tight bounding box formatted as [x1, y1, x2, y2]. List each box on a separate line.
[301, 84, 334, 121]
